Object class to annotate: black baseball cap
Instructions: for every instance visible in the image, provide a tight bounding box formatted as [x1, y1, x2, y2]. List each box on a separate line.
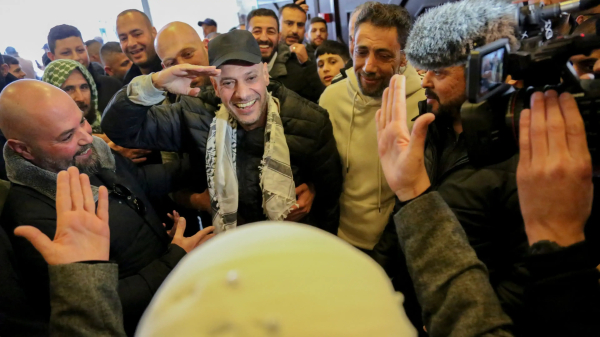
[198, 18, 217, 27]
[208, 30, 262, 68]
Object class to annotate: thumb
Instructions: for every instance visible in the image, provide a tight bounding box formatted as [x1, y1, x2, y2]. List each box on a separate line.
[14, 226, 53, 257]
[174, 217, 186, 240]
[408, 113, 435, 154]
[187, 87, 201, 97]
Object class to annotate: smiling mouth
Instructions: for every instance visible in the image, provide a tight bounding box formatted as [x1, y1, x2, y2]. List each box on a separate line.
[324, 76, 333, 82]
[259, 44, 271, 50]
[233, 99, 257, 111]
[129, 48, 145, 57]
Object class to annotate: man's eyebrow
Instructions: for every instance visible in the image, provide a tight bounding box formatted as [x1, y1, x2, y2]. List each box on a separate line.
[57, 127, 76, 139]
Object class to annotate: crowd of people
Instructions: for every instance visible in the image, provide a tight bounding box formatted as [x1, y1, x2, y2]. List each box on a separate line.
[0, 0, 599, 336]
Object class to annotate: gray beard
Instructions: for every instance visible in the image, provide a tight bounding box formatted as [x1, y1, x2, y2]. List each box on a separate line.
[37, 146, 101, 175]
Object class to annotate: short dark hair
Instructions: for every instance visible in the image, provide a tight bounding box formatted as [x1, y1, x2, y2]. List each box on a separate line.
[84, 39, 100, 47]
[279, 3, 306, 16]
[100, 42, 124, 65]
[315, 40, 350, 62]
[355, 3, 412, 48]
[48, 24, 83, 54]
[0, 54, 4, 65]
[310, 17, 327, 27]
[247, 8, 280, 31]
[117, 9, 152, 29]
[2, 55, 19, 66]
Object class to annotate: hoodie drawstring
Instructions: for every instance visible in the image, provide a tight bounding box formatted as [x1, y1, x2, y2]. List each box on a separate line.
[345, 91, 358, 173]
[378, 160, 381, 213]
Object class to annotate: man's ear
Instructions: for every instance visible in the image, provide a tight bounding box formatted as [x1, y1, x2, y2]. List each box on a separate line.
[210, 76, 220, 98]
[576, 15, 586, 25]
[104, 66, 113, 76]
[0, 64, 9, 77]
[203, 38, 209, 50]
[151, 26, 158, 39]
[399, 52, 408, 68]
[7, 139, 34, 161]
[48, 51, 56, 61]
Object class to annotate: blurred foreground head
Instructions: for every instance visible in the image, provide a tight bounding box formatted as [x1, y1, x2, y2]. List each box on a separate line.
[137, 222, 417, 336]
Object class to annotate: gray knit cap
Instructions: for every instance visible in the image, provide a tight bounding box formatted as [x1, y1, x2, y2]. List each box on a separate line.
[405, 0, 519, 70]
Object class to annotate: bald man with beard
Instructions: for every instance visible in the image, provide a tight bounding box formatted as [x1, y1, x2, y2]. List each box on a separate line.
[0, 80, 213, 335]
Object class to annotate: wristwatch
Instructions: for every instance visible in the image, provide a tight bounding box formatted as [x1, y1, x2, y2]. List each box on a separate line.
[528, 240, 564, 255]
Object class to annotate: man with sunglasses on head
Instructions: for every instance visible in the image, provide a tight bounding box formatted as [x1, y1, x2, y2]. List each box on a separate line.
[0, 80, 214, 336]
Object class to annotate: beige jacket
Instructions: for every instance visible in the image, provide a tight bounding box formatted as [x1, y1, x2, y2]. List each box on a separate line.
[319, 64, 425, 249]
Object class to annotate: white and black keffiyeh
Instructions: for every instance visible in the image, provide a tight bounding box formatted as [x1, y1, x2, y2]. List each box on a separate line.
[206, 92, 296, 233]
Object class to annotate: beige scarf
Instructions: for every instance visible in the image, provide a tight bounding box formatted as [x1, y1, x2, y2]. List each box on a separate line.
[206, 92, 296, 233]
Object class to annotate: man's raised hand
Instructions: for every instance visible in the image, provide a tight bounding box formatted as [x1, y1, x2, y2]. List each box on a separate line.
[151, 64, 221, 97]
[14, 167, 110, 265]
[517, 91, 593, 246]
[376, 74, 435, 201]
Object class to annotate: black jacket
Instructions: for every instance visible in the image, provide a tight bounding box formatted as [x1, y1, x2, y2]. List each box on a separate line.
[122, 57, 163, 85]
[102, 80, 342, 233]
[0, 153, 187, 336]
[270, 44, 325, 104]
[421, 114, 529, 327]
[88, 63, 123, 114]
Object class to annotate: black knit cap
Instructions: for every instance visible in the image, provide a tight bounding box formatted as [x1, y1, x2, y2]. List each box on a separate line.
[208, 30, 262, 68]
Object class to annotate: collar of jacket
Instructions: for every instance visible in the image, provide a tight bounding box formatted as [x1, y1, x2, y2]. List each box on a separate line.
[270, 43, 292, 78]
[4, 136, 116, 202]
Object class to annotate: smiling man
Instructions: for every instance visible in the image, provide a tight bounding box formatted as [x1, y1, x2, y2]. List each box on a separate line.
[101, 29, 342, 234]
[0, 80, 208, 335]
[319, 3, 425, 263]
[246, 7, 325, 103]
[117, 9, 162, 84]
[100, 42, 132, 82]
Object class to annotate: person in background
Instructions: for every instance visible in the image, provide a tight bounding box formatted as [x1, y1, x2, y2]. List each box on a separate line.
[47, 25, 122, 113]
[330, 2, 376, 85]
[117, 9, 162, 85]
[4, 47, 36, 79]
[2, 56, 26, 80]
[198, 18, 219, 40]
[84, 39, 103, 66]
[41, 43, 52, 67]
[315, 40, 350, 87]
[305, 16, 328, 56]
[0, 80, 213, 335]
[246, 6, 325, 103]
[100, 42, 132, 82]
[319, 2, 425, 260]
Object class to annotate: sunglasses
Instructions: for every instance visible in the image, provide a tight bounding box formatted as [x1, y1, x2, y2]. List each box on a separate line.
[111, 183, 146, 217]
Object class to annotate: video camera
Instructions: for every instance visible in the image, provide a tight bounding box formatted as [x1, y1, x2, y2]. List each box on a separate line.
[462, 0, 600, 167]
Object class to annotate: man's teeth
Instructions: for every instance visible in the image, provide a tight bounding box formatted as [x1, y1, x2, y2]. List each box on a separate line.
[235, 100, 256, 108]
[259, 45, 270, 49]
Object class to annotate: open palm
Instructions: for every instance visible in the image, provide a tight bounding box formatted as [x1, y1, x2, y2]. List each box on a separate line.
[14, 167, 110, 265]
[377, 75, 435, 201]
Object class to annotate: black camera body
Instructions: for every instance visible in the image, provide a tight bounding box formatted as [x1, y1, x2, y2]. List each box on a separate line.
[461, 0, 600, 167]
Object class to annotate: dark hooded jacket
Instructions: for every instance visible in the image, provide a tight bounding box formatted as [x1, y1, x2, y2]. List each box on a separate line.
[269, 43, 325, 103]
[101, 80, 342, 233]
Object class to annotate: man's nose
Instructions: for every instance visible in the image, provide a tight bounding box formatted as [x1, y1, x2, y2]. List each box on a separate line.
[422, 71, 434, 88]
[363, 54, 377, 74]
[72, 88, 84, 102]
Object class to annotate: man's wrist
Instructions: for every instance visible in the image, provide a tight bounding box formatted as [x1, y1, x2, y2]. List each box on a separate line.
[526, 224, 585, 247]
[395, 180, 431, 202]
[151, 72, 164, 90]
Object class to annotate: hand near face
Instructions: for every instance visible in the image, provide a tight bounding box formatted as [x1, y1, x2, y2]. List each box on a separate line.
[151, 64, 221, 96]
[377, 75, 435, 202]
[286, 183, 315, 222]
[517, 91, 592, 246]
[295, 0, 309, 12]
[14, 167, 110, 265]
[290, 43, 309, 64]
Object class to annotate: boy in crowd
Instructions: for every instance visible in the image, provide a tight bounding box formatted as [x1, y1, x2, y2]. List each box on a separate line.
[315, 40, 350, 87]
